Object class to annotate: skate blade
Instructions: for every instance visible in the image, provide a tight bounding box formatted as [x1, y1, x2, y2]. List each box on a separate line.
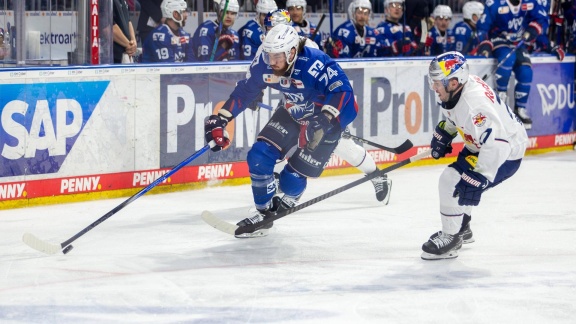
[421, 250, 459, 260]
[234, 229, 269, 239]
[463, 237, 475, 244]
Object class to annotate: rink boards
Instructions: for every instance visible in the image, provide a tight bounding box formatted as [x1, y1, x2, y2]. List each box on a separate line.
[0, 56, 574, 208]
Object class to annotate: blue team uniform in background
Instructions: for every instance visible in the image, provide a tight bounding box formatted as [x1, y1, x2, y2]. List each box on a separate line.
[425, 25, 453, 56]
[142, 24, 194, 63]
[477, 0, 548, 109]
[376, 20, 417, 56]
[292, 21, 323, 49]
[191, 20, 240, 61]
[451, 20, 481, 55]
[332, 20, 382, 58]
[238, 19, 265, 61]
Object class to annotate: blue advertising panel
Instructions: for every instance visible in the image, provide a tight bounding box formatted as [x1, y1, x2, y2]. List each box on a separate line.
[0, 81, 109, 177]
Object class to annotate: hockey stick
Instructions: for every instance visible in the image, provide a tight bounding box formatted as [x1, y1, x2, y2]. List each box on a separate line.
[482, 39, 524, 81]
[202, 149, 431, 236]
[256, 103, 412, 153]
[310, 14, 326, 42]
[341, 132, 413, 154]
[210, 0, 229, 62]
[23, 143, 214, 255]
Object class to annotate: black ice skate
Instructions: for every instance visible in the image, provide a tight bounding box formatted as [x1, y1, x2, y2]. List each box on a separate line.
[369, 173, 392, 204]
[235, 210, 273, 238]
[514, 106, 532, 130]
[429, 215, 475, 244]
[421, 231, 463, 260]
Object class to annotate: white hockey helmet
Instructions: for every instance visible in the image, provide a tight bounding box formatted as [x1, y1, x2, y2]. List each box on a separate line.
[262, 24, 300, 67]
[429, 51, 469, 87]
[286, 0, 307, 13]
[432, 5, 452, 19]
[348, 0, 372, 21]
[218, 0, 240, 13]
[256, 0, 278, 14]
[384, 0, 403, 8]
[462, 1, 485, 21]
[264, 9, 292, 30]
[161, 0, 187, 26]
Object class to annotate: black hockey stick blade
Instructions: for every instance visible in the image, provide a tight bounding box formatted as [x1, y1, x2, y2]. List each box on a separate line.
[22, 143, 213, 255]
[234, 149, 431, 235]
[341, 133, 413, 154]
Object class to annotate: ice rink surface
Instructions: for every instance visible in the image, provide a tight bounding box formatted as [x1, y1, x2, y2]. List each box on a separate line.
[1, 150, 575, 323]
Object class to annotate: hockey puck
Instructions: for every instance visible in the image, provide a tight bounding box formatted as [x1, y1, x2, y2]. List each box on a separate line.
[62, 245, 74, 254]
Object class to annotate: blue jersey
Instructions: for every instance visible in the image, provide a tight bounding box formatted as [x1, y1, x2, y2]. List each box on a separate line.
[332, 20, 381, 58]
[142, 24, 194, 63]
[223, 46, 357, 129]
[478, 0, 548, 42]
[238, 19, 265, 61]
[451, 20, 481, 55]
[376, 20, 417, 56]
[191, 20, 240, 61]
[424, 26, 453, 56]
[292, 20, 322, 49]
[567, 3, 576, 54]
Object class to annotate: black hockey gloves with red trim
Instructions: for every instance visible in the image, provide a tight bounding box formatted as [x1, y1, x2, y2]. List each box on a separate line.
[431, 121, 457, 159]
[522, 22, 542, 43]
[305, 112, 333, 151]
[205, 110, 233, 152]
[453, 169, 490, 206]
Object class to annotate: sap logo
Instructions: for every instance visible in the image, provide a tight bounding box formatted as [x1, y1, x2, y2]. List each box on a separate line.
[537, 83, 575, 115]
[198, 164, 233, 179]
[61, 176, 100, 193]
[0, 81, 109, 177]
[133, 170, 168, 186]
[0, 183, 26, 199]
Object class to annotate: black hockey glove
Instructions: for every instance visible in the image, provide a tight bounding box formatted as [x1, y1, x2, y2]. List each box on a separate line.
[522, 22, 542, 43]
[474, 40, 493, 58]
[305, 113, 333, 151]
[453, 169, 490, 206]
[431, 121, 457, 159]
[205, 110, 233, 152]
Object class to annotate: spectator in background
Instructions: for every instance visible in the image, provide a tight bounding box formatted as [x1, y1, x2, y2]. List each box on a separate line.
[238, 0, 277, 60]
[113, 0, 137, 63]
[565, 1, 576, 55]
[326, 0, 382, 58]
[286, 0, 322, 48]
[451, 1, 486, 56]
[376, 0, 418, 56]
[424, 4, 452, 56]
[191, 0, 240, 61]
[142, 0, 193, 62]
[137, 0, 164, 44]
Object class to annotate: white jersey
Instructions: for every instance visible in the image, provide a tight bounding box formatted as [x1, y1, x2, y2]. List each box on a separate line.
[442, 75, 528, 182]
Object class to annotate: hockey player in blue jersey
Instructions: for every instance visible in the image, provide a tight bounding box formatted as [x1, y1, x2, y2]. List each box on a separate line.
[326, 0, 383, 58]
[264, 8, 393, 205]
[191, 0, 240, 61]
[477, 0, 548, 130]
[451, 1, 487, 56]
[204, 24, 358, 237]
[424, 5, 453, 56]
[141, 0, 193, 63]
[376, 0, 418, 56]
[286, 0, 322, 48]
[238, 0, 277, 61]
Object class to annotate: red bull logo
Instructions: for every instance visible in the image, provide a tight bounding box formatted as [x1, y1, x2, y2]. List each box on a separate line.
[439, 55, 464, 76]
[472, 112, 487, 127]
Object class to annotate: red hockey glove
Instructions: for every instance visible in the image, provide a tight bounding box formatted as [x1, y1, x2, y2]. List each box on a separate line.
[205, 110, 233, 152]
[551, 45, 565, 61]
[218, 34, 235, 50]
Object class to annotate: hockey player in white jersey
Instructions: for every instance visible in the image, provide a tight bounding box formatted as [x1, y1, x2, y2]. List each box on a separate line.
[422, 52, 528, 260]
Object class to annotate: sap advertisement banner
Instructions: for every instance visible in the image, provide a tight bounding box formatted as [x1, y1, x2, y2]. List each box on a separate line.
[0, 81, 109, 177]
[0, 57, 574, 206]
[529, 59, 576, 135]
